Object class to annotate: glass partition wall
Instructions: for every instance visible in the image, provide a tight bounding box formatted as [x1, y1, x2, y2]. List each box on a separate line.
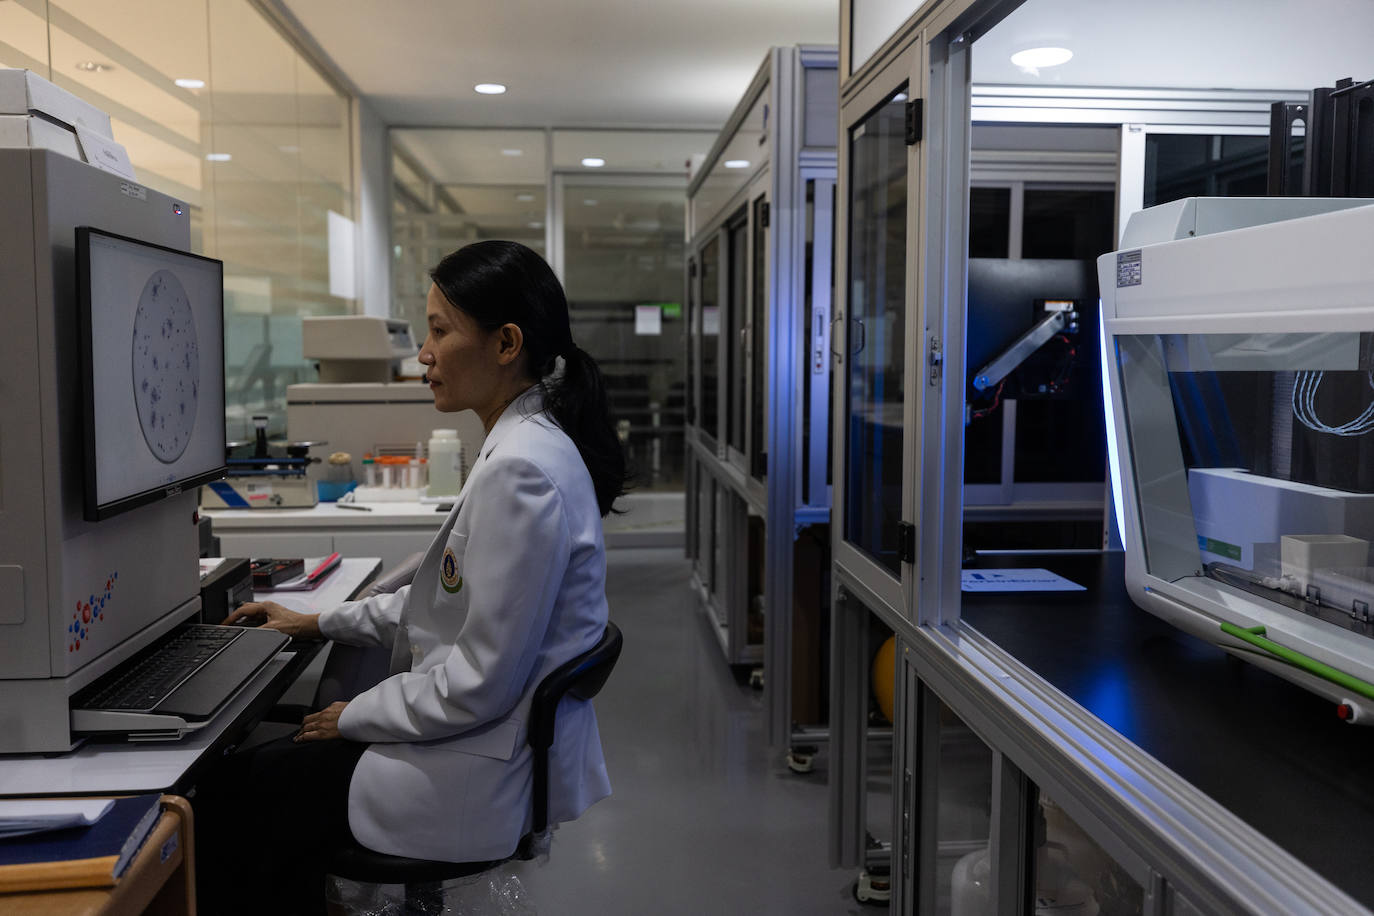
[390, 129, 711, 496]
[3, 0, 358, 442]
[683, 47, 839, 763]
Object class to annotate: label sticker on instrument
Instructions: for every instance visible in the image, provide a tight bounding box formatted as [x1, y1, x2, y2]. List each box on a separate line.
[1116, 250, 1142, 288]
[440, 547, 464, 594]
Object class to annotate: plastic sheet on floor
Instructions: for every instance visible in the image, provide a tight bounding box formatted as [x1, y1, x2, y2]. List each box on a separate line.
[326, 862, 536, 916]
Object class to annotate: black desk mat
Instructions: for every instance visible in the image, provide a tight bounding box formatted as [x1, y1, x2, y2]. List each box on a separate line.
[961, 552, 1374, 908]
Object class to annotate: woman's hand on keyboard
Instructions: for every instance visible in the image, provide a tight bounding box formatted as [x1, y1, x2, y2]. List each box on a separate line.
[295, 701, 348, 742]
[222, 600, 322, 640]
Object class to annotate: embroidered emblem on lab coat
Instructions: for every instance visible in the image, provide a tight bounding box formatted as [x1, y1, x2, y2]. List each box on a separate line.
[440, 547, 464, 593]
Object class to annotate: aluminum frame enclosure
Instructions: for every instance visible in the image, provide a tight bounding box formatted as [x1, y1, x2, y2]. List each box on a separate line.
[683, 47, 837, 750]
[1100, 197, 1374, 704]
[0, 149, 201, 753]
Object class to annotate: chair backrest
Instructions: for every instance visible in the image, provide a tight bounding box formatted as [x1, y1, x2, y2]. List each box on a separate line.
[527, 621, 623, 835]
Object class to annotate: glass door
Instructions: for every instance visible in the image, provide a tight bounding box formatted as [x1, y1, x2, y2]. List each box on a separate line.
[725, 208, 749, 466]
[840, 82, 912, 584]
[699, 236, 722, 447]
[749, 191, 770, 482]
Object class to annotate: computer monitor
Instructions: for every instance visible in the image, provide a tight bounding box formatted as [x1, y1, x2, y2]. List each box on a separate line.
[76, 227, 226, 521]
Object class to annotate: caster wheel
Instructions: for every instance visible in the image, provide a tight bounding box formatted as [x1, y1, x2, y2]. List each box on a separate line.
[748, 668, 764, 690]
[786, 749, 815, 774]
[853, 868, 891, 905]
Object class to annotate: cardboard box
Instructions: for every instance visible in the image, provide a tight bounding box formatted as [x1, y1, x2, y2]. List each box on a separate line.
[0, 113, 81, 161]
[0, 69, 112, 138]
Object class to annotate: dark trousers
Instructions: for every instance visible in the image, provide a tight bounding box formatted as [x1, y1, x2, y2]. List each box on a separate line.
[194, 735, 367, 916]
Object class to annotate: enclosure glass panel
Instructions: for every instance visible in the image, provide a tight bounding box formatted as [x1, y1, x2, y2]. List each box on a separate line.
[693, 89, 767, 231]
[562, 182, 686, 490]
[750, 195, 769, 479]
[1142, 134, 1268, 207]
[1032, 789, 1145, 915]
[1022, 188, 1115, 260]
[727, 213, 749, 453]
[803, 181, 818, 503]
[845, 86, 908, 575]
[697, 471, 716, 589]
[700, 237, 721, 439]
[1117, 331, 1374, 624]
[687, 255, 698, 427]
[746, 513, 765, 646]
[932, 695, 994, 915]
[968, 186, 1011, 259]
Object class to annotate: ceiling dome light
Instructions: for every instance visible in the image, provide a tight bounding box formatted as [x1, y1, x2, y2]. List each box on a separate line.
[1010, 47, 1073, 72]
[528, 221, 544, 229]
[175, 78, 205, 89]
[581, 157, 605, 168]
[501, 148, 524, 156]
[515, 193, 535, 202]
[474, 83, 506, 95]
[205, 152, 232, 162]
[583, 199, 598, 206]
[723, 159, 750, 169]
[75, 61, 113, 73]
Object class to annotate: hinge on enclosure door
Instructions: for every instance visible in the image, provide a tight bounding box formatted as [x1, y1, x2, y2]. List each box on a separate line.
[761, 201, 770, 228]
[897, 521, 916, 564]
[928, 336, 943, 386]
[905, 99, 923, 145]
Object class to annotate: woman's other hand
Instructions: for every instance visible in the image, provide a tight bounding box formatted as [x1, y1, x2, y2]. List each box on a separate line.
[296, 702, 348, 742]
[222, 600, 322, 640]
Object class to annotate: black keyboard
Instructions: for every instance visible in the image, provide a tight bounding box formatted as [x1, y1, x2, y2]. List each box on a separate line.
[77, 625, 243, 713]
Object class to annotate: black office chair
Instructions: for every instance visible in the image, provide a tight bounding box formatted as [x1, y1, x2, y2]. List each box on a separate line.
[325, 621, 624, 910]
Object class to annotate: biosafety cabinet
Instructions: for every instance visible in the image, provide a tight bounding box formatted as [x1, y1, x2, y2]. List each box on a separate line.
[683, 46, 837, 749]
[1102, 198, 1374, 710]
[829, 0, 1374, 913]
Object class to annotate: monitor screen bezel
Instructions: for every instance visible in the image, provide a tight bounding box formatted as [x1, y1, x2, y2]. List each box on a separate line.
[76, 226, 228, 522]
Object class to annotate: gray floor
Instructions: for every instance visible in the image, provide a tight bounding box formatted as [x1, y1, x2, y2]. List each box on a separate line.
[509, 547, 876, 915]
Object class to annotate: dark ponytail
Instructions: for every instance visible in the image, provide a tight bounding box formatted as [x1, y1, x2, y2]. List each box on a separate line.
[429, 241, 631, 516]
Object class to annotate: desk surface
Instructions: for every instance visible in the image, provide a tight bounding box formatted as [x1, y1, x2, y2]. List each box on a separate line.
[962, 551, 1374, 909]
[0, 558, 381, 799]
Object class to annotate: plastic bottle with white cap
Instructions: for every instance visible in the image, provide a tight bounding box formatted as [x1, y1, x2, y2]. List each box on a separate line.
[427, 429, 464, 497]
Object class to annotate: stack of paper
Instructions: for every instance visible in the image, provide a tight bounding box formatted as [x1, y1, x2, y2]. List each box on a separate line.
[0, 799, 113, 839]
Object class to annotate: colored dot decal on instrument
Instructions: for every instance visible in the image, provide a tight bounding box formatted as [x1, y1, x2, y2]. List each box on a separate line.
[68, 572, 119, 654]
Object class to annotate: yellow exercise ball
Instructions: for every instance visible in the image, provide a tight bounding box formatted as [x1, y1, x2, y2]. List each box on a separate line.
[872, 635, 896, 724]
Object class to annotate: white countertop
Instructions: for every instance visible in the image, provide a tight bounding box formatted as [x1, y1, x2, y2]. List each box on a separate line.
[204, 501, 450, 528]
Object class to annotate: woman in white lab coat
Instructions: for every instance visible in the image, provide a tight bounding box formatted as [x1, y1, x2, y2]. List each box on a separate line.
[196, 240, 628, 916]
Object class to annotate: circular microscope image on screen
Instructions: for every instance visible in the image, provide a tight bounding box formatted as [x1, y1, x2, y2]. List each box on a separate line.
[131, 269, 199, 463]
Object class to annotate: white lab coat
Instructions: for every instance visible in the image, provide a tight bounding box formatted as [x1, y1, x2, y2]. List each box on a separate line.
[316, 387, 612, 862]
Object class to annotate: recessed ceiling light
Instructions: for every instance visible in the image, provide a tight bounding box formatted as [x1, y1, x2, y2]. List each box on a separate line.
[724, 159, 750, 169]
[205, 153, 232, 162]
[75, 61, 113, 73]
[581, 157, 605, 168]
[501, 148, 524, 156]
[528, 220, 544, 229]
[583, 199, 598, 206]
[515, 193, 535, 202]
[175, 78, 205, 89]
[279, 145, 300, 154]
[1010, 47, 1073, 72]
[893, 92, 908, 102]
[474, 83, 506, 95]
